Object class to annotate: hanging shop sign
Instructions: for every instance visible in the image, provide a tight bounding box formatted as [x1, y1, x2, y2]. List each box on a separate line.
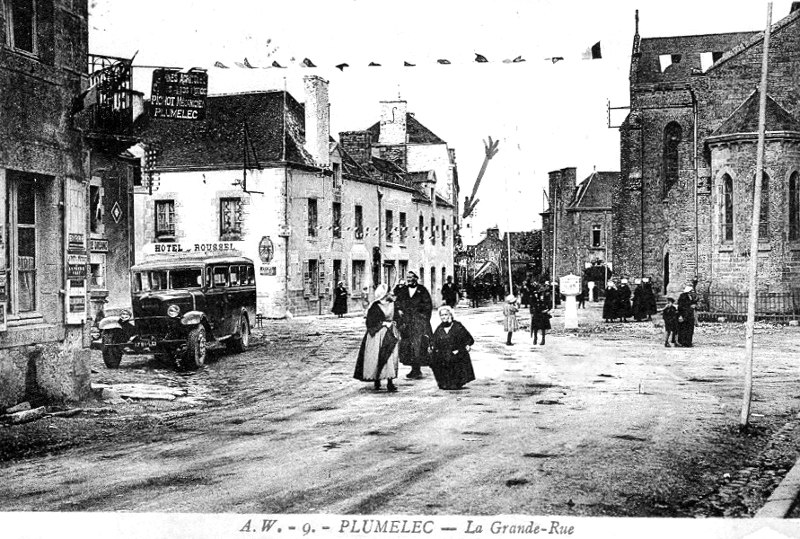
[150, 68, 208, 121]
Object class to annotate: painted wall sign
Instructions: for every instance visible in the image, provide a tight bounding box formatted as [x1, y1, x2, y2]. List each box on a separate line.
[67, 254, 88, 279]
[260, 266, 277, 276]
[150, 68, 208, 121]
[90, 239, 109, 252]
[68, 233, 85, 253]
[144, 241, 245, 256]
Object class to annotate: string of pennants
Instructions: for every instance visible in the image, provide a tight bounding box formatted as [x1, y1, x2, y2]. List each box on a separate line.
[212, 41, 602, 71]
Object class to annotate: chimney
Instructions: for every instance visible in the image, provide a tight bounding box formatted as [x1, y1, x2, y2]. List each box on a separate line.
[793, 2, 800, 12]
[303, 75, 330, 167]
[339, 131, 372, 166]
[379, 100, 407, 145]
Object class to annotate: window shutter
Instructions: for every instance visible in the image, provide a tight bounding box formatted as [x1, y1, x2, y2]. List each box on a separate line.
[303, 260, 311, 297]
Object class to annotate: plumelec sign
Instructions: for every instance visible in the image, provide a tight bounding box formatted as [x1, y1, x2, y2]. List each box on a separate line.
[150, 69, 208, 121]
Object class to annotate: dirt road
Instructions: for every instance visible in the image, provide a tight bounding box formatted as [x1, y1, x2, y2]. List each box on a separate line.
[1, 303, 798, 516]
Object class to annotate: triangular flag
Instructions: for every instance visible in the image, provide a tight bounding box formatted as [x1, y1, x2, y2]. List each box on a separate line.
[404, 61, 416, 67]
[546, 57, 564, 64]
[234, 61, 246, 68]
[437, 59, 451, 64]
[475, 53, 488, 63]
[243, 57, 255, 68]
[214, 61, 229, 69]
[271, 60, 284, 68]
[658, 54, 682, 72]
[512, 55, 526, 63]
[302, 58, 316, 67]
[368, 61, 381, 67]
[335, 63, 349, 71]
[582, 41, 602, 60]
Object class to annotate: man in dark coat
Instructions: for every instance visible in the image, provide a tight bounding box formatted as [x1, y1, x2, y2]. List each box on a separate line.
[441, 276, 459, 308]
[642, 278, 657, 320]
[617, 278, 632, 322]
[677, 285, 698, 347]
[603, 282, 618, 322]
[394, 271, 433, 379]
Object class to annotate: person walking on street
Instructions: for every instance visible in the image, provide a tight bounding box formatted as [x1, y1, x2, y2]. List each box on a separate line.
[393, 271, 433, 379]
[430, 306, 476, 390]
[530, 290, 552, 346]
[677, 285, 698, 347]
[353, 284, 400, 392]
[642, 277, 657, 321]
[603, 281, 618, 322]
[331, 281, 349, 318]
[503, 294, 520, 346]
[578, 281, 588, 309]
[661, 297, 679, 347]
[631, 278, 646, 321]
[441, 276, 459, 309]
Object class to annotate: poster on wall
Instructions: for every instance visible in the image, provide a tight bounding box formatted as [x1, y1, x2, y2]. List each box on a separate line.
[66, 179, 87, 325]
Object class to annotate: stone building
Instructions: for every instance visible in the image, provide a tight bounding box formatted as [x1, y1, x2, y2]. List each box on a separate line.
[615, 5, 800, 299]
[502, 230, 542, 285]
[133, 77, 458, 316]
[0, 0, 92, 407]
[541, 168, 616, 282]
[466, 227, 505, 284]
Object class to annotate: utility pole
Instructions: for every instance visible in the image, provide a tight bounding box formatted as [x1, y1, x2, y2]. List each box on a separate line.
[741, 2, 772, 429]
[551, 186, 558, 310]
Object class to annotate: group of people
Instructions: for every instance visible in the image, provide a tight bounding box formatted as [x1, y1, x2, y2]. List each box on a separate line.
[661, 286, 698, 347]
[602, 278, 658, 323]
[353, 271, 476, 392]
[503, 283, 552, 346]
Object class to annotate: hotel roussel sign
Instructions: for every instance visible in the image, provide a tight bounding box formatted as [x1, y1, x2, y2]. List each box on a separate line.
[150, 68, 208, 121]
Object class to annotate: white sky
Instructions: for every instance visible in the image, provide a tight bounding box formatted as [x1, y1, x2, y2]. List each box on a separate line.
[90, 0, 791, 244]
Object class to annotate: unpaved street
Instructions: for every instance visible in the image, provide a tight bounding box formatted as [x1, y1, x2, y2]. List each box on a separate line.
[1, 303, 799, 516]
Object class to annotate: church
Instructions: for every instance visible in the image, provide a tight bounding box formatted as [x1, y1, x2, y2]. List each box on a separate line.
[615, 4, 800, 309]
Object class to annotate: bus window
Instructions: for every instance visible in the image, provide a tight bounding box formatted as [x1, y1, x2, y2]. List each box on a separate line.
[230, 266, 240, 286]
[213, 266, 229, 287]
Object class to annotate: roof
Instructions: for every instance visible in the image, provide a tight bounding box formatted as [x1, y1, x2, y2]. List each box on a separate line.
[568, 171, 617, 209]
[710, 90, 800, 137]
[133, 91, 316, 170]
[635, 32, 757, 83]
[367, 113, 446, 145]
[132, 255, 254, 271]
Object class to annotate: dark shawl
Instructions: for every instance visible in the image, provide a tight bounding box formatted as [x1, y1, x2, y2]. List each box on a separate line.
[430, 320, 476, 389]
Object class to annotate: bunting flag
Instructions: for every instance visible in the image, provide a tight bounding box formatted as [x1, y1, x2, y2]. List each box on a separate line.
[214, 61, 229, 69]
[368, 62, 381, 67]
[512, 55, 526, 63]
[302, 58, 316, 67]
[437, 59, 451, 64]
[271, 60, 284, 68]
[546, 57, 564, 64]
[581, 41, 602, 60]
[243, 58, 256, 68]
[335, 63, 349, 71]
[658, 53, 682, 72]
[404, 61, 416, 67]
[474, 53, 488, 63]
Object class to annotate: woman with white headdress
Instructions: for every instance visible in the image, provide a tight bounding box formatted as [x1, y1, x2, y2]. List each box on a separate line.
[430, 305, 475, 390]
[353, 284, 400, 392]
[676, 285, 698, 347]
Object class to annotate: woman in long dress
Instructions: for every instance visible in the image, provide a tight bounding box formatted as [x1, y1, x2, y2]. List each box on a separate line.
[677, 286, 697, 347]
[430, 306, 475, 390]
[331, 281, 349, 317]
[530, 291, 552, 346]
[353, 284, 400, 392]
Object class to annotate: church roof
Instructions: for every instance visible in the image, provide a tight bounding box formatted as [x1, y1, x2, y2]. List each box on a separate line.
[710, 90, 800, 137]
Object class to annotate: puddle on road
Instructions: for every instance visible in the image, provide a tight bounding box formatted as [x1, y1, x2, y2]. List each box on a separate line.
[322, 440, 351, 451]
[536, 399, 563, 405]
[522, 452, 559, 459]
[505, 478, 529, 487]
[612, 434, 648, 442]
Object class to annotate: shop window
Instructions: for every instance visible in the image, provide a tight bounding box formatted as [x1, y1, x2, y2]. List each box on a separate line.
[790, 172, 800, 241]
[220, 197, 243, 239]
[155, 200, 175, 240]
[6, 0, 36, 55]
[7, 174, 39, 314]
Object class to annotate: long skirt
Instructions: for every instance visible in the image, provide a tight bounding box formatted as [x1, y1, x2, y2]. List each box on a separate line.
[677, 319, 694, 347]
[360, 327, 399, 380]
[503, 314, 519, 332]
[431, 353, 475, 390]
[530, 312, 551, 330]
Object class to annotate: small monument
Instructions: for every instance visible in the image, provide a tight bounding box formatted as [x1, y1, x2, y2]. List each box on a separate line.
[560, 274, 581, 330]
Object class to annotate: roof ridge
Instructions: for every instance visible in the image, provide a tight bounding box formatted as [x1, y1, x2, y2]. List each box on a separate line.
[708, 8, 800, 73]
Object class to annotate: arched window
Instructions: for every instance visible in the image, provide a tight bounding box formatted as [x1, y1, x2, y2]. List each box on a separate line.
[663, 122, 682, 196]
[790, 172, 800, 241]
[758, 172, 769, 240]
[721, 174, 733, 242]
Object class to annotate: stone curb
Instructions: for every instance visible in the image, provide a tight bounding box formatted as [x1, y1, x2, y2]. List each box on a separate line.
[755, 419, 800, 518]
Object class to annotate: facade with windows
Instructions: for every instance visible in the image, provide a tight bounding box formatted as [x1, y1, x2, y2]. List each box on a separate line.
[134, 76, 458, 317]
[615, 5, 800, 296]
[541, 168, 616, 281]
[0, 0, 92, 407]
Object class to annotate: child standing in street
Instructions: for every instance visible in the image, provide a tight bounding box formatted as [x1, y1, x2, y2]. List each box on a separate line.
[662, 297, 679, 347]
[503, 294, 519, 346]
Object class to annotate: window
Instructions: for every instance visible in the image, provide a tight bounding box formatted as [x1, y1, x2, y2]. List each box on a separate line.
[431, 217, 436, 244]
[758, 172, 769, 240]
[419, 215, 425, 244]
[399, 212, 407, 243]
[419, 267, 424, 285]
[663, 122, 682, 196]
[332, 202, 342, 239]
[385, 210, 394, 242]
[592, 225, 602, 247]
[333, 259, 342, 287]
[790, 172, 800, 241]
[229, 265, 240, 286]
[155, 200, 175, 240]
[332, 162, 342, 190]
[7, 0, 36, 55]
[441, 218, 447, 245]
[399, 260, 408, 280]
[89, 185, 102, 234]
[7, 175, 37, 313]
[169, 268, 202, 289]
[442, 267, 447, 289]
[304, 259, 319, 297]
[430, 267, 436, 295]
[354, 204, 363, 239]
[383, 260, 396, 286]
[352, 260, 365, 292]
[212, 266, 229, 287]
[307, 198, 318, 237]
[220, 197, 243, 239]
[722, 174, 734, 242]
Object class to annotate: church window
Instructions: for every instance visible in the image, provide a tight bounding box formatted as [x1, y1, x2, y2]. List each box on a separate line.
[663, 122, 682, 196]
[790, 172, 800, 241]
[757, 172, 769, 240]
[721, 174, 733, 242]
